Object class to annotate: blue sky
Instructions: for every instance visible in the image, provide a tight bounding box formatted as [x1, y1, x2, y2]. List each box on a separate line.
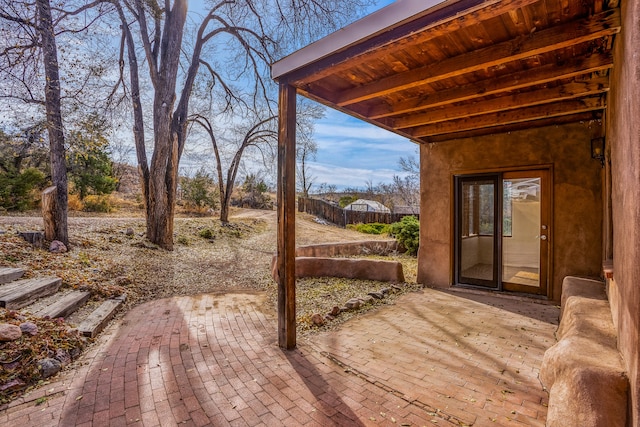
[309, 110, 417, 189]
[302, 0, 418, 190]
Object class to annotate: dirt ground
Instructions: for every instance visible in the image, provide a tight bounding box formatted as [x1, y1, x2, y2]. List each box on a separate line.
[0, 208, 416, 328]
[0, 208, 423, 404]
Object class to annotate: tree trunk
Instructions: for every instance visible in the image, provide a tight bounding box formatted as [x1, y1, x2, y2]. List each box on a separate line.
[37, 0, 68, 246]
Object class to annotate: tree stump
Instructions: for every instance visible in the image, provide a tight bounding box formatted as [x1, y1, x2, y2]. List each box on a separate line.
[42, 186, 57, 241]
[18, 231, 44, 248]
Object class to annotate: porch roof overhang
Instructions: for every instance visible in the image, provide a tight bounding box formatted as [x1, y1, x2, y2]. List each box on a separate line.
[272, 0, 620, 143]
[271, 0, 620, 350]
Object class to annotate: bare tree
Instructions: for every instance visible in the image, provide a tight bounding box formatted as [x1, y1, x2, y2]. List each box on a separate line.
[1, 0, 114, 245]
[1, 0, 68, 243]
[111, 0, 372, 249]
[295, 101, 322, 197]
[296, 137, 317, 197]
[189, 110, 276, 223]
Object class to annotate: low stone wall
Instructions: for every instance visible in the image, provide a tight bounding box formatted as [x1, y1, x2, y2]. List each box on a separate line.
[271, 240, 405, 283]
[540, 276, 628, 427]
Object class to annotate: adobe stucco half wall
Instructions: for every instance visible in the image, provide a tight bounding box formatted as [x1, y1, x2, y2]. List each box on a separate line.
[417, 122, 603, 302]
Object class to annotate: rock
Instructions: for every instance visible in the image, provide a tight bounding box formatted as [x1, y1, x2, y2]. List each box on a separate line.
[0, 378, 26, 393]
[391, 284, 403, 291]
[0, 323, 22, 342]
[340, 306, 349, 313]
[380, 287, 391, 295]
[324, 314, 335, 321]
[330, 306, 341, 316]
[55, 348, 71, 366]
[50, 240, 68, 253]
[125, 228, 135, 236]
[19, 322, 38, 336]
[38, 358, 62, 378]
[311, 313, 325, 326]
[368, 291, 384, 300]
[70, 346, 82, 359]
[362, 295, 375, 304]
[345, 298, 362, 310]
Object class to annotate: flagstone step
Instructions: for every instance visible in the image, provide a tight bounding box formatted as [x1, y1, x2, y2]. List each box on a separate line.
[0, 277, 62, 310]
[35, 290, 91, 319]
[78, 295, 126, 338]
[0, 267, 25, 284]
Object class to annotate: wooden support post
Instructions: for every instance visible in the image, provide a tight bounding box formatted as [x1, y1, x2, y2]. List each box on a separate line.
[277, 83, 297, 350]
[42, 186, 57, 241]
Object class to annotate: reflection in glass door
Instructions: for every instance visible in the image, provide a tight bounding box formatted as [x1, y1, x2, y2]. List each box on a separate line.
[455, 170, 549, 295]
[456, 176, 498, 288]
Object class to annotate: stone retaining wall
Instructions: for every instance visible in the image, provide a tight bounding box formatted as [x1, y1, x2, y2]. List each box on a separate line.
[271, 240, 405, 283]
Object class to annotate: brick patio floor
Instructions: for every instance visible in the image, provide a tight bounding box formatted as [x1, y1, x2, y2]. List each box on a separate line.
[0, 288, 558, 426]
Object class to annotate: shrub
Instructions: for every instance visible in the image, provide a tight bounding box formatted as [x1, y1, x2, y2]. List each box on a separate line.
[83, 195, 113, 213]
[176, 235, 190, 245]
[0, 168, 45, 211]
[390, 215, 419, 255]
[348, 222, 390, 235]
[198, 228, 215, 239]
[181, 169, 217, 210]
[67, 194, 84, 211]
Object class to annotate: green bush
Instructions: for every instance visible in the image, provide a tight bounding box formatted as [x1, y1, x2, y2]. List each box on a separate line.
[199, 228, 215, 239]
[0, 168, 45, 211]
[348, 222, 390, 235]
[181, 169, 217, 210]
[390, 215, 420, 255]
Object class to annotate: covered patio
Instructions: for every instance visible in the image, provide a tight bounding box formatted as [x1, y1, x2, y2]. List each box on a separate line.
[273, 0, 639, 424]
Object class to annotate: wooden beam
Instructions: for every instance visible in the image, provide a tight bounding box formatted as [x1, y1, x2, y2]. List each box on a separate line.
[410, 97, 604, 137]
[393, 77, 609, 129]
[420, 111, 600, 143]
[366, 52, 613, 119]
[336, 9, 620, 107]
[291, 0, 543, 86]
[277, 83, 297, 350]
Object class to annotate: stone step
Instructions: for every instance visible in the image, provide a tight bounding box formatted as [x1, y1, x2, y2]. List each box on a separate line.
[0, 277, 62, 310]
[78, 295, 125, 338]
[0, 267, 25, 284]
[35, 290, 91, 319]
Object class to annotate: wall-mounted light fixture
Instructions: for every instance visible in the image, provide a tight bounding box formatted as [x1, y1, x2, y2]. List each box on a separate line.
[591, 137, 605, 167]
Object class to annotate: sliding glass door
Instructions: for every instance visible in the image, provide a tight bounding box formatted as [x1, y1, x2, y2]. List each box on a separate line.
[455, 170, 549, 295]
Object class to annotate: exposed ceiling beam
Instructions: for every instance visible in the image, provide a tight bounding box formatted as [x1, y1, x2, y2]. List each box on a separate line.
[391, 77, 609, 128]
[335, 9, 620, 107]
[410, 97, 605, 137]
[365, 53, 613, 119]
[420, 111, 601, 143]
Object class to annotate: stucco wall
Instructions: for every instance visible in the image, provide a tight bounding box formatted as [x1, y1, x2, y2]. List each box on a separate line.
[418, 123, 603, 302]
[607, 0, 640, 423]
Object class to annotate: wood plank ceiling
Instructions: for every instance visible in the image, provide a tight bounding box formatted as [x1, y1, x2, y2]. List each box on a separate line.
[275, 0, 620, 143]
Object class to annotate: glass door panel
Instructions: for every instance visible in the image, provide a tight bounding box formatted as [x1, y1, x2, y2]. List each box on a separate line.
[457, 177, 498, 288]
[502, 177, 541, 286]
[502, 170, 549, 295]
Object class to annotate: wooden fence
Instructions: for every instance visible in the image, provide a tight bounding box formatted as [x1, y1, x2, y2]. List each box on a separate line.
[298, 197, 418, 227]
